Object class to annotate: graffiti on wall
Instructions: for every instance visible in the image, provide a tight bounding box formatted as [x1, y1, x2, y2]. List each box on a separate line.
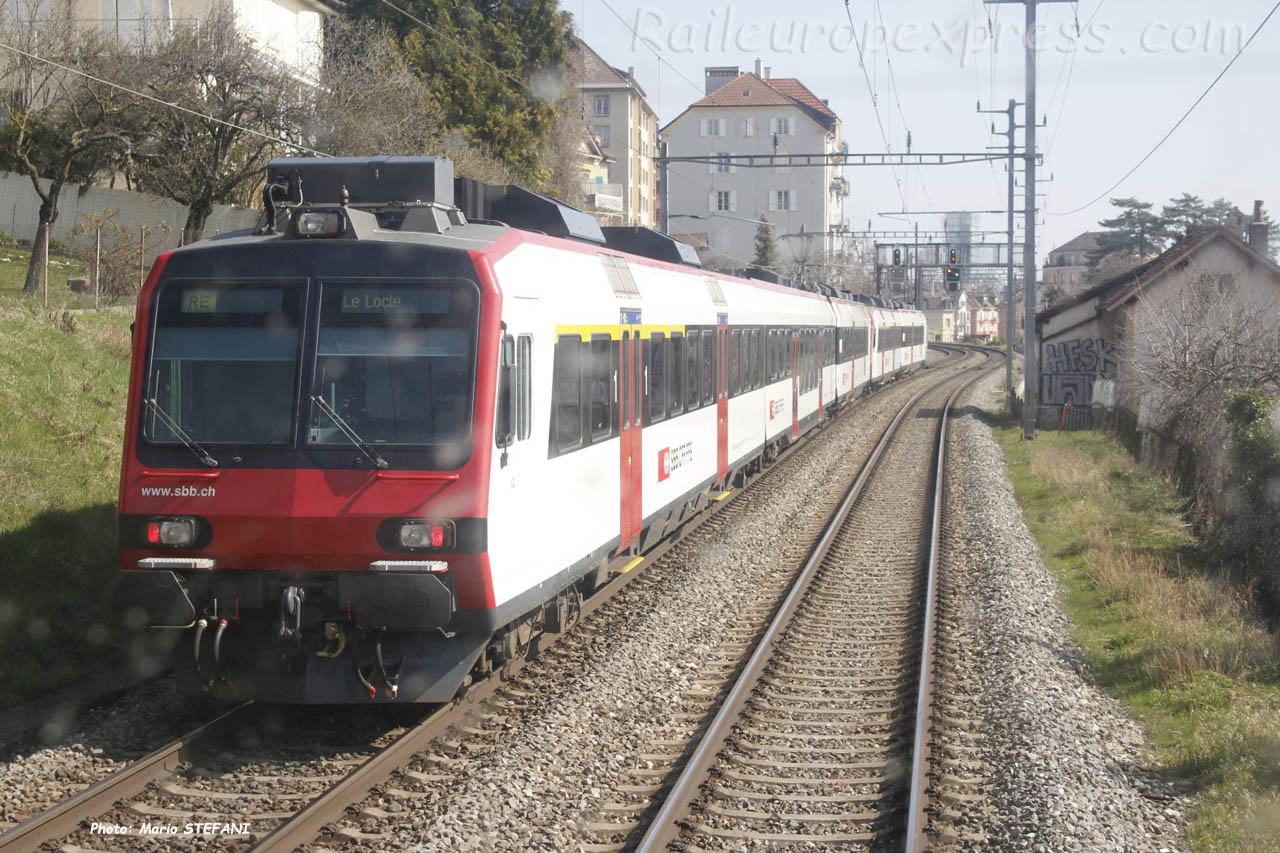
[1040, 337, 1118, 405]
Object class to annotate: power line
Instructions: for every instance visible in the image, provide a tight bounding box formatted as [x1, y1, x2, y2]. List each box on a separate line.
[0, 40, 329, 157]
[841, 0, 907, 209]
[1051, 0, 1278, 217]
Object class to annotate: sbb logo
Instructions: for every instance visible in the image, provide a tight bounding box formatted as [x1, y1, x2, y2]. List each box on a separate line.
[658, 447, 671, 482]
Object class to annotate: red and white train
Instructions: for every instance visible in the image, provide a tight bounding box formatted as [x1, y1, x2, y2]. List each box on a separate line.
[113, 157, 926, 703]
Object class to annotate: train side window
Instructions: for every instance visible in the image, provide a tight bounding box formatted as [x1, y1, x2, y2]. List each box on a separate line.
[649, 332, 667, 424]
[701, 331, 714, 405]
[588, 335, 611, 441]
[552, 335, 583, 453]
[496, 333, 516, 448]
[669, 333, 684, 417]
[747, 329, 758, 390]
[685, 330, 700, 411]
[728, 329, 740, 396]
[517, 335, 532, 440]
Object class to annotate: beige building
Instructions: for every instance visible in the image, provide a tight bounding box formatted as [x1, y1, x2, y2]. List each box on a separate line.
[924, 309, 957, 343]
[575, 41, 658, 229]
[1043, 231, 1102, 303]
[1036, 221, 1277, 409]
[59, 0, 335, 84]
[661, 61, 846, 271]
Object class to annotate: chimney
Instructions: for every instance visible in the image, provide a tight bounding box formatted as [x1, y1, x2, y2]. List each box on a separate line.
[627, 65, 634, 82]
[704, 66, 738, 95]
[764, 66, 772, 79]
[1249, 200, 1270, 258]
[754, 58, 763, 77]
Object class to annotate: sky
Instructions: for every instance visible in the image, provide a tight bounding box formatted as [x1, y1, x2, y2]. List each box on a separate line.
[572, 0, 1280, 266]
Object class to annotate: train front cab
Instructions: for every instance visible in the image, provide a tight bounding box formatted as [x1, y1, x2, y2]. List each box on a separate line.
[112, 236, 514, 703]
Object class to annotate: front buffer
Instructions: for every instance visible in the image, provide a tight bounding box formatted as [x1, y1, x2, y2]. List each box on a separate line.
[112, 567, 489, 703]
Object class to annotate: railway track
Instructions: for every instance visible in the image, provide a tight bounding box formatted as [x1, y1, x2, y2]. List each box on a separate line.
[611, 349, 998, 852]
[0, 347, 980, 853]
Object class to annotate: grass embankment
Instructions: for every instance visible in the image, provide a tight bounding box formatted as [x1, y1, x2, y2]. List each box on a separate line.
[995, 418, 1280, 852]
[0, 248, 134, 708]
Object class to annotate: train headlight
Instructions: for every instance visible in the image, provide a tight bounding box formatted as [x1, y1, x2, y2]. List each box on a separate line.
[397, 520, 454, 551]
[145, 517, 198, 548]
[294, 210, 345, 237]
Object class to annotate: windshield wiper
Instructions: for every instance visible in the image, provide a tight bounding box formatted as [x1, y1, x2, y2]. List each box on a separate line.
[310, 395, 390, 470]
[144, 398, 219, 468]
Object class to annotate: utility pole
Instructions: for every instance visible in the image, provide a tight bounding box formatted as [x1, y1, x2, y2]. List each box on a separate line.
[913, 220, 921, 309]
[658, 140, 669, 234]
[986, 0, 1070, 439]
[980, 98, 1024, 402]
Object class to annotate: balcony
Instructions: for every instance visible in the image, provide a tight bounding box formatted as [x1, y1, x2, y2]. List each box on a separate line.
[585, 183, 624, 213]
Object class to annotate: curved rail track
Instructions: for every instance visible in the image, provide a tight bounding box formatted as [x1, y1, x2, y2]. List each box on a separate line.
[624, 350, 998, 852]
[0, 346, 987, 853]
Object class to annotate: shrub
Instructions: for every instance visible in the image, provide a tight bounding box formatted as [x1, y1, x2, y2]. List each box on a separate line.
[1221, 390, 1280, 598]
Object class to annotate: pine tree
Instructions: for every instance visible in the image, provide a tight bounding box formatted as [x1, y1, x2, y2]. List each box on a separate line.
[343, 0, 576, 186]
[753, 217, 777, 269]
[1160, 193, 1210, 237]
[1088, 197, 1172, 268]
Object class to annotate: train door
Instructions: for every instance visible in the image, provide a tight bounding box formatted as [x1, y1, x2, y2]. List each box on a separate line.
[716, 324, 728, 484]
[619, 328, 643, 546]
[817, 330, 826, 424]
[790, 330, 799, 439]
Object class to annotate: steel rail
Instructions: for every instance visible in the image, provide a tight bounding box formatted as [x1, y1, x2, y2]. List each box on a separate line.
[0, 348, 958, 853]
[252, 354, 960, 851]
[633, 362, 978, 853]
[905, 357, 996, 851]
[0, 703, 255, 850]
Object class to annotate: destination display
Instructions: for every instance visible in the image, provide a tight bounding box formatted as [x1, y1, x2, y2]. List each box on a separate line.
[179, 288, 285, 315]
[340, 288, 451, 315]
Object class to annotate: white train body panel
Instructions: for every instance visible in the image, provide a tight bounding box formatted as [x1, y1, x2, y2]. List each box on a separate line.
[484, 239, 925, 612]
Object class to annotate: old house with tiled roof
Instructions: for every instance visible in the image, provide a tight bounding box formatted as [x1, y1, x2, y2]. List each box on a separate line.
[574, 40, 659, 229]
[1035, 212, 1277, 411]
[661, 60, 847, 272]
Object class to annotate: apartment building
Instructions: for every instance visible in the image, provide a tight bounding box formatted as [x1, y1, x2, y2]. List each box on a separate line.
[57, 0, 336, 85]
[662, 61, 847, 271]
[575, 40, 659, 229]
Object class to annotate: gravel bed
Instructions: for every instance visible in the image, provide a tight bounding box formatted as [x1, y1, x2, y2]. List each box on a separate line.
[0, 675, 215, 830]
[936, 370, 1186, 852]
[334, 364, 962, 852]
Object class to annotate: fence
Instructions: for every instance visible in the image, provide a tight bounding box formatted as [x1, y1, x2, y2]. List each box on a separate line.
[0, 170, 258, 264]
[1007, 396, 1095, 432]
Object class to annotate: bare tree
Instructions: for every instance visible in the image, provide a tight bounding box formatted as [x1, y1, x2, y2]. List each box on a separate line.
[0, 7, 144, 292]
[312, 19, 513, 185]
[131, 6, 309, 243]
[1131, 263, 1280, 466]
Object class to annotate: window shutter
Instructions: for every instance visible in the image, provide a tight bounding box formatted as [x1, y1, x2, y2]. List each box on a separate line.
[708, 191, 716, 212]
[768, 193, 777, 212]
[729, 152, 737, 174]
[700, 118, 708, 137]
[789, 191, 797, 211]
[729, 191, 738, 212]
[769, 118, 778, 135]
[709, 155, 716, 175]
[788, 118, 797, 136]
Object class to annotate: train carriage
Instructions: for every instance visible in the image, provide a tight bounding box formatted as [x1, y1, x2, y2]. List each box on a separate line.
[112, 157, 925, 703]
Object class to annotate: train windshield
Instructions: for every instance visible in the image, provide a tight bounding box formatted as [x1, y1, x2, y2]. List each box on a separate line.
[308, 282, 478, 448]
[147, 282, 304, 445]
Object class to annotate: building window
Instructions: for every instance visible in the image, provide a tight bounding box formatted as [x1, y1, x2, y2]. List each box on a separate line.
[716, 191, 732, 212]
[771, 117, 792, 136]
[594, 95, 610, 117]
[715, 153, 732, 174]
[772, 190, 793, 212]
[593, 125, 610, 148]
[703, 118, 725, 137]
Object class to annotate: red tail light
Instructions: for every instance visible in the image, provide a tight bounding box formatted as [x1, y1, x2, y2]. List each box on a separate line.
[146, 521, 161, 544]
[430, 525, 445, 548]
